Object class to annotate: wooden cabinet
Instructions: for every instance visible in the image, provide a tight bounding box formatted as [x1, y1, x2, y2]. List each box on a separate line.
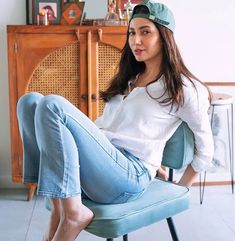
[7, 25, 127, 199]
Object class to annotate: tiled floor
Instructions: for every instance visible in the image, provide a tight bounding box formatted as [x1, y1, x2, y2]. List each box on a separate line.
[0, 185, 235, 241]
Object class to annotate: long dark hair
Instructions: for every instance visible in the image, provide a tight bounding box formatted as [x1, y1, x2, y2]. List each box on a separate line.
[100, 10, 211, 109]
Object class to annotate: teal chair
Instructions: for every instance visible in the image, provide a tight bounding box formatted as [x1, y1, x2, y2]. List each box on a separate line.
[46, 122, 194, 241]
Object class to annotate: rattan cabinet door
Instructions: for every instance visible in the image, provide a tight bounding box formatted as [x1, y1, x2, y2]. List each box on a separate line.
[87, 27, 127, 121]
[27, 41, 83, 109]
[7, 26, 87, 189]
[7, 25, 127, 200]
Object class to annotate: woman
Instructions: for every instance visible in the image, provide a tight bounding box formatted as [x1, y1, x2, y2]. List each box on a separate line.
[17, 1, 214, 241]
[43, 5, 57, 21]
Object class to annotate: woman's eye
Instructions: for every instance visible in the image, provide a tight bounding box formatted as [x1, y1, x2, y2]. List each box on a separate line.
[128, 31, 135, 36]
[142, 30, 150, 35]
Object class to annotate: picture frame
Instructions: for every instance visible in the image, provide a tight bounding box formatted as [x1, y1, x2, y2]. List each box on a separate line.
[26, 0, 62, 25]
[115, 0, 141, 12]
[61, 1, 85, 25]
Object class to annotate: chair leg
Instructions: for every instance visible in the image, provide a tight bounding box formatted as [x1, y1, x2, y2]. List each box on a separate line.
[167, 217, 179, 241]
[168, 168, 174, 182]
[227, 105, 234, 194]
[123, 234, 128, 241]
[199, 171, 207, 204]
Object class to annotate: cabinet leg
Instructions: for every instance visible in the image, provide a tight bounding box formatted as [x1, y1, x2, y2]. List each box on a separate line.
[25, 183, 37, 201]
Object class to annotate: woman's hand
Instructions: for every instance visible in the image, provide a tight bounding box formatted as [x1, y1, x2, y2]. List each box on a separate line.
[156, 166, 168, 180]
[178, 164, 199, 187]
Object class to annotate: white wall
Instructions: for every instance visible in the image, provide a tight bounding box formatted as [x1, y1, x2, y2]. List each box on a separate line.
[160, 0, 235, 83]
[0, 0, 26, 188]
[0, 0, 235, 187]
[84, 0, 107, 18]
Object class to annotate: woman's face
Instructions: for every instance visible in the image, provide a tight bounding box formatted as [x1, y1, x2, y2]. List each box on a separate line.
[128, 18, 163, 64]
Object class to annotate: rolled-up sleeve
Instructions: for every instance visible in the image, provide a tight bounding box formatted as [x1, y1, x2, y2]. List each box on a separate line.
[176, 81, 214, 172]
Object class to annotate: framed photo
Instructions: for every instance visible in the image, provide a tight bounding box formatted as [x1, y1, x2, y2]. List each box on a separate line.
[26, 0, 62, 24]
[115, 0, 141, 12]
[61, 1, 85, 25]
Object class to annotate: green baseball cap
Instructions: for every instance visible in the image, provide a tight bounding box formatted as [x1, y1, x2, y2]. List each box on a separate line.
[130, 0, 175, 32]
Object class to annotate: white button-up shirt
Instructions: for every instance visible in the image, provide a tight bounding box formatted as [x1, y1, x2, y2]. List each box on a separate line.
[95, 75, 214, 179]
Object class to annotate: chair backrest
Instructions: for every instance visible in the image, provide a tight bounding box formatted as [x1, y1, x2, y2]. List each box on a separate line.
[162, 122, 194, 170]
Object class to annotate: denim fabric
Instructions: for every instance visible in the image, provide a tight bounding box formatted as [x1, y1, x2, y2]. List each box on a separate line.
[17, 92, 151, 203]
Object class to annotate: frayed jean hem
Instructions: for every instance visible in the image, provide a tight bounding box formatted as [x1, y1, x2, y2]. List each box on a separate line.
[23, 177, 38, 183]
[37, 190, 81, 199]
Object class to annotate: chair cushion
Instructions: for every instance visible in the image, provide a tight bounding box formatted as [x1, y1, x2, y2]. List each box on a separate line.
[82, 179, 189, 238]
[162, 122, 194, 169]
[45, 178, 189, 239]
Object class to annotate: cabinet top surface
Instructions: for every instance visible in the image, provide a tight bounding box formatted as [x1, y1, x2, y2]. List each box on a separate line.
[7, 25, 128, 34]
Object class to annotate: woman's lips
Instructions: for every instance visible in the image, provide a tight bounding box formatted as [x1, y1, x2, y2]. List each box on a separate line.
[134, 49, 145, 56]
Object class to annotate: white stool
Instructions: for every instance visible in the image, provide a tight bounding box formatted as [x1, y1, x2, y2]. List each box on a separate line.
[200, 93, 234, 204]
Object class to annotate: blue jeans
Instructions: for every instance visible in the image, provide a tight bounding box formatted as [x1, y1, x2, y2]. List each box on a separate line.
[17, 92, 151, 204]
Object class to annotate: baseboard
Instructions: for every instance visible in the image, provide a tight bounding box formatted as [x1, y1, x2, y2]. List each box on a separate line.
[0, 175, 25, 188]
[193, 181, 234, 186]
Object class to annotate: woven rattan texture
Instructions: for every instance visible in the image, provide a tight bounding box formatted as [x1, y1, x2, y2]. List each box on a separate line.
[98, 43, 121, 115]
[28, 42, 80, 108]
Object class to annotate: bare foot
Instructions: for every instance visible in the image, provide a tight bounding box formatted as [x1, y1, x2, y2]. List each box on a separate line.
[52, 204, 94, 241]
[43, 210, 61, 241]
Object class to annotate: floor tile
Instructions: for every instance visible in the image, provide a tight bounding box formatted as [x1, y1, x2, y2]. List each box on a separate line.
[0, 189, 35, 241]
[1, 185, 235, 241]
[25, 196, 50, 241]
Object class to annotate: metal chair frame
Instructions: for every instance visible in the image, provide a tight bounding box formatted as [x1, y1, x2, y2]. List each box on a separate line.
[200, 102, 234, 204]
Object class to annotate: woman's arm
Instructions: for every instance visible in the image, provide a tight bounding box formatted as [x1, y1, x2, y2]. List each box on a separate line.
[179, 165, 198, 187]
[176, 80, 214, 186]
